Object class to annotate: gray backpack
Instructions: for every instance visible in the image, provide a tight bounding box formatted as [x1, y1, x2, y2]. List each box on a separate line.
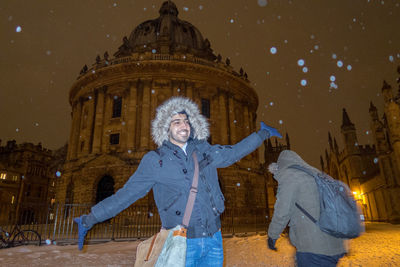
[289, 164, 365, 239]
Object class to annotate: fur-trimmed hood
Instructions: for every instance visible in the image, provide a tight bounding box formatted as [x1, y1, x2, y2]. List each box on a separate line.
[151, 97, 210, 147]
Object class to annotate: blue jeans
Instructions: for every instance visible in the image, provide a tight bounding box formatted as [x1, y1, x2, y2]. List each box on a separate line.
[296, 252, 345, 267]
[185, 231, 223, 267]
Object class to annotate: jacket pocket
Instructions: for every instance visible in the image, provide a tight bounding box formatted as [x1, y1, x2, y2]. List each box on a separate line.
[162, 192, 182, 212]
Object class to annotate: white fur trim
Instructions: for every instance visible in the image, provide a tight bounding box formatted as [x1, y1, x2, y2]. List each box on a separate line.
[151, 97, 209, 147]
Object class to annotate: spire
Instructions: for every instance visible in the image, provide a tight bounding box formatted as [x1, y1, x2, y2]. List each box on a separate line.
[320, 155, 324, 171]
[285, 132, 290, 149]
[267, 138, 273, 152]
[369, 101, 379, 120]
[325, 149, 329, 166]
[328, 132, 333, 150]
[341, 108, 354, 128]
[334, 137, 339, 153]
[382, 80, 393, 103]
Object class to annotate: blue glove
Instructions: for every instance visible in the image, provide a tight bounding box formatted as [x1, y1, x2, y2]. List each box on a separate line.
[74, 215, 91, 250]
[260, 122, 282, 138]
[267, 237, 277, 251]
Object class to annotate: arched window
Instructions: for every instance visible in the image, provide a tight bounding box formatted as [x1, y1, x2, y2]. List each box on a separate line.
[112, 97, 122, 118]
[96, 175, 115, 203]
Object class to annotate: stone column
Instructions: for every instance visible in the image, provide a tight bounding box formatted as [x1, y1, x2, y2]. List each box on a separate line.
[69, 99, 83, 159]
[228, 96, 236, 144]
[140, 80, 151, 150]
[150, 82, 158, 150]
[102, 93, 113, 152]
[66, 103, 76, 160]
[92, 87, 106, 154]
[186, 80, 193, 99]
[243, 105, 250, 136]
[83, 98, 95, 154]
[218, 91, 228, 144]
[126, 82, 137, 151]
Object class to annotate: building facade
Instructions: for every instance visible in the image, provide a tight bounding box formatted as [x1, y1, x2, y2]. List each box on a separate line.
[0, 140, 61, 224]
[55, 1, 273, 227]
[321, 68, 400, 223]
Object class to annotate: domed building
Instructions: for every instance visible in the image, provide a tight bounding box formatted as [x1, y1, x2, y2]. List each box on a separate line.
[56, 1, 278, 233]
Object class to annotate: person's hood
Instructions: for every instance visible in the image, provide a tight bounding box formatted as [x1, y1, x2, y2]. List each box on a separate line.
[151, 97, 209, 147]
[268, 150, 319, 181]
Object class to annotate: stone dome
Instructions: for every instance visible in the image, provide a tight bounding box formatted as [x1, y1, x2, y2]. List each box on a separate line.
[114, 1, 216, 61]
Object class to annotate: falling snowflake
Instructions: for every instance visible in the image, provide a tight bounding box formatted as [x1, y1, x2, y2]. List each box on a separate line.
[300, 79, 307, 86]
[258, 0, 268, 7]
[337, 60, 343, 67]
[297, 59, 305, 66]
[373, 158, 379, 164]
[236, 183, 241, 187]
[330, 75, 336, 82]
[270, 47, 277, 54]
[347, 65, 352, 71]
[55, 171, 62, 177]
[15, 26, 22, 32]
[183, 7, 189, 11]
[279, 120, 283, 124]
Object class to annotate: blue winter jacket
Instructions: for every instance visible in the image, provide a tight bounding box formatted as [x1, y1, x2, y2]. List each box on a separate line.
[91, 131, 267, 238]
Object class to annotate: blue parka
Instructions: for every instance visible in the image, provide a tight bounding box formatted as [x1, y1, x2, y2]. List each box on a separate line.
[90, 131, 266, 238]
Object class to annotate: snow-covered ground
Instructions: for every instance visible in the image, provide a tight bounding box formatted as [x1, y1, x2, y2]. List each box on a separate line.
[0, 222, 399, 266]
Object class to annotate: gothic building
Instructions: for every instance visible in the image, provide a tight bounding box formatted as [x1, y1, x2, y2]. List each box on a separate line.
[321, 67, 400, 223]
[0, 140, 61, 224]
[55, 1, 282, 227]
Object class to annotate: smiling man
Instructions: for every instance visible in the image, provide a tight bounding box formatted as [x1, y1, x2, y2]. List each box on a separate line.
[74, 96, 282, 266]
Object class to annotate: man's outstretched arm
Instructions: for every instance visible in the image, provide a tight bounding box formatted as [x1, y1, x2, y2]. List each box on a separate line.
[209, 122, 282, 168]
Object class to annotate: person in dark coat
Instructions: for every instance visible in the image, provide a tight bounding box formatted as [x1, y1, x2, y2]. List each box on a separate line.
[74, 96, 282, 266]
[267, 150, 346, 267]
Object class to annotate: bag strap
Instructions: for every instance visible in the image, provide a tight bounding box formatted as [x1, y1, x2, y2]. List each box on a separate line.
[182, 152, 199, 228]
[288, 164, 318, 224]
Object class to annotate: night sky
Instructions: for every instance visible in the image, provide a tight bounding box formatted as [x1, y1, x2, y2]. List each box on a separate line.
[1, 0, 399, 167]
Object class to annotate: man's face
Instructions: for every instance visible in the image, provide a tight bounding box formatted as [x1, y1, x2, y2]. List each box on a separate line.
[168, 113, 191, 147]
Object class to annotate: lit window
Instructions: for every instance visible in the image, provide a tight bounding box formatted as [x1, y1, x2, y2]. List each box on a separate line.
[0, 173, 6, 180]
[11, 195, 15, 204]
[13, 175, 18, 181]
